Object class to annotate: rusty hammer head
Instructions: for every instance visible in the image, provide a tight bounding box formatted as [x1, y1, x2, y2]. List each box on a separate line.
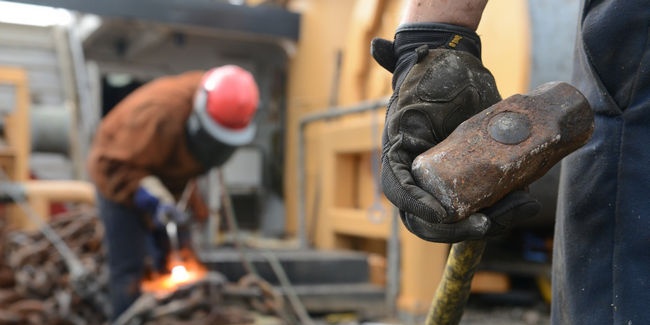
[411, 81, 594, 222]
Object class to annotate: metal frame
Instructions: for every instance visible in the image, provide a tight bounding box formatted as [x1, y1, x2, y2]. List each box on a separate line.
[7, 0, 300, 42]
[296, 98, 388, 249]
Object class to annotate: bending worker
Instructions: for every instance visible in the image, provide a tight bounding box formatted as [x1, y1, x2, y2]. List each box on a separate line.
[86, 65, 260, 319]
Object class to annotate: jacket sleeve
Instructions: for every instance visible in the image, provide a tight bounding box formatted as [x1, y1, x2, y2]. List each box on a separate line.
[87, 72, 203, 205]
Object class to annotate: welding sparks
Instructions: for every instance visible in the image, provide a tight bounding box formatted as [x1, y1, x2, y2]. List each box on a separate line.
[171, 265, 190, 283]
[141, 250, 207, 295]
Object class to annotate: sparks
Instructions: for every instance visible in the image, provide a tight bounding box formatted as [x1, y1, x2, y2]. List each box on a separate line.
[140, 249, 208, 295]
[170, 265, 190, 283]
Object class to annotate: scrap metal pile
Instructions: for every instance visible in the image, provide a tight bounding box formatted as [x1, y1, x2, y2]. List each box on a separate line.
[0, 207, 276, 325]
[0, 208, 107, 325]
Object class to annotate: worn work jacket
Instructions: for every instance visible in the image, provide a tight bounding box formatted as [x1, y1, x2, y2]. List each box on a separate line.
[552, 1, 650, 324]
[87, 71, 208, 211]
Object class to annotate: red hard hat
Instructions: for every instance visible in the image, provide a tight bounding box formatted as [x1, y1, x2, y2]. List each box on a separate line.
[199, 65, 259, 129]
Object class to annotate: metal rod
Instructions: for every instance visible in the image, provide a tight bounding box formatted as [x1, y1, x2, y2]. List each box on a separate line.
[262, 251, 315, 325]
[385, 206, 400, 317]
[166, 221, 181, 261]
[296, 98, 388, 249]
[217, 168, 258, 276]
[176, 181, 195, 212]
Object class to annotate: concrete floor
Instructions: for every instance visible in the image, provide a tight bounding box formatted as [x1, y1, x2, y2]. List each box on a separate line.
[288, 304, 551, 325]
[309, 299, 550, 325]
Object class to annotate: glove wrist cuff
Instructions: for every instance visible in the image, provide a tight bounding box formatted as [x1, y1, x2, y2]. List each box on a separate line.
[133, 187, 160, 214]
[394, 22, 482, 59]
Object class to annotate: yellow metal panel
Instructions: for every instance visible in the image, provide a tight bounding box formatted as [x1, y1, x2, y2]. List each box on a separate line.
[284, 0, 357, 235]
[478, 0, 531, 97]
[330, 208, 390, 239]
[338, 0, 386, 104]
[0, 66, 30, 182]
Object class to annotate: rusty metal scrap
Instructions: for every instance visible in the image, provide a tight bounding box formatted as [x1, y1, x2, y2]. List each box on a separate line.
[236, 274, 283, 315]
[0, 207, 286, 325]
[0, 208, 108, 325]
[116, 272, 257, 325]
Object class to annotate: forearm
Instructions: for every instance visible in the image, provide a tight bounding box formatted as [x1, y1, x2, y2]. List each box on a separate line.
[401, 0, 488, 30]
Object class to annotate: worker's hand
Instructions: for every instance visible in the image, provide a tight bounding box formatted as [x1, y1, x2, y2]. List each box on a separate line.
[133, 176, 174, 215]
[156, 203, 190, 225]
[371, 23, 539, 243]
[133, 176, 189, 226]
[480, 190, 541, 237]
[403, 190, 541, 242]
[135, 194, 189, 230]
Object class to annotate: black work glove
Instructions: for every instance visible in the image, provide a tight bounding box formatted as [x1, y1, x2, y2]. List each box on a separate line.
[372, 23, 540, 243]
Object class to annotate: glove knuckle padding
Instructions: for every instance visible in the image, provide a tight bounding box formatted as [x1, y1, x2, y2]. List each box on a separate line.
[397, 49, 501, 141]
[482, 190, 541, 237]
[401, 212, 490, 243]
[381, 153, 448, 223]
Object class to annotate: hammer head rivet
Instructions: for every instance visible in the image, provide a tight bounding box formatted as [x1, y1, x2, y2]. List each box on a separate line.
[488, 112, 532, 145]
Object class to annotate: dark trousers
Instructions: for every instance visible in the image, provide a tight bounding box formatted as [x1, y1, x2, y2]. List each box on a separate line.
[97, 192, 149, 320]
[552, 1, 650, 324]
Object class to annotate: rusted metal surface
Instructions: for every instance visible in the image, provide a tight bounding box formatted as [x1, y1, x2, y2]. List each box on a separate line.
[412, 81, 595, 222]
[115, 273, 257, 325]
[236, 274, 284, 315]
[0, 208, 108, 325]
[0, 208, 284, 325]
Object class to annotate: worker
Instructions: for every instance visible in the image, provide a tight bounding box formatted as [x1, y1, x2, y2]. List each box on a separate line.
[87, 65, 260, 320]
[372, 1, 650, 324]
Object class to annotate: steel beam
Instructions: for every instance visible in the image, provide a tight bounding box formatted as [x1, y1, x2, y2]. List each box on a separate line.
[6, 0, 300, 41]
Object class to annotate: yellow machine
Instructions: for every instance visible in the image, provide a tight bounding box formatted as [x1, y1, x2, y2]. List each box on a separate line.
[283, 0, 533, 316]
[0, 66, 94, 230]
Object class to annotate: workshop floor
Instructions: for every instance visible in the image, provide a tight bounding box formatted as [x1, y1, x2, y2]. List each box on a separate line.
[459, 305, 550, 325]
[309, 300, 550, 325]
[331, 309, 549, 325]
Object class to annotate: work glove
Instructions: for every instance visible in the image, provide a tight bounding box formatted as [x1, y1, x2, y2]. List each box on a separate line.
[133, 177, 191, 272]
[133, 177, 189, 227]
[371, 23, 540, 243]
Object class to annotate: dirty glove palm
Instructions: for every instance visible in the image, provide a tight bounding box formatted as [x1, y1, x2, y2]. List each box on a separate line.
[372, 23, 539, 243]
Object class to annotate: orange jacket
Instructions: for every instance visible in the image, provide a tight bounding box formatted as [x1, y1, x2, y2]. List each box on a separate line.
[87, 71, 207, 208]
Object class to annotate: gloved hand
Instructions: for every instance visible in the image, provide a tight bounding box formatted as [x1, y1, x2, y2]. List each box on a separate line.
[371, 23, 540, 243]
[133, 177, 189, 227]
[133, 177, 191, 272]
[133, 187, 183, 227]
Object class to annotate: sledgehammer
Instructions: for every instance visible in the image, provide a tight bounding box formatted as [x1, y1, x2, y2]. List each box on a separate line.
[411, 82, 594, 325]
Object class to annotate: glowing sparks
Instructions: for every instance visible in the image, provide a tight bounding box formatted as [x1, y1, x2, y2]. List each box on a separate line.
[140, 250, 207, 295]
[171, 265, 190, 283]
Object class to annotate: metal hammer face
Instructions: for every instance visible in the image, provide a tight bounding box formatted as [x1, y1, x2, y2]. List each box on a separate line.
[412, 81, 594, 222]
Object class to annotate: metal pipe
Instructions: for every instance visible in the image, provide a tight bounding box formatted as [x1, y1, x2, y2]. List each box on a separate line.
[30, 108, 71, 154]
[385, 206, 400, 317]
[21, 180, 96, 205]
[296, 97, 388, 249]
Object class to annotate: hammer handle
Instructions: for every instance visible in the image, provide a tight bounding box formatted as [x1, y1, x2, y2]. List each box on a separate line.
[425, 239, 487, 325]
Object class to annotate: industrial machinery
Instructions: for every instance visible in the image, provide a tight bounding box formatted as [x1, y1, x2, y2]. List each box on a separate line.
[0, 66, 95, 230]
